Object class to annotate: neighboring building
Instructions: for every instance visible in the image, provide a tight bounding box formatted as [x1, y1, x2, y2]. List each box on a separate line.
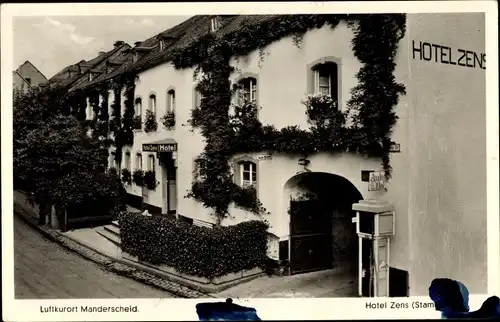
[13, 61, 48, 94]
[48, 41, 131, 91]
[69, 13, 487, 296]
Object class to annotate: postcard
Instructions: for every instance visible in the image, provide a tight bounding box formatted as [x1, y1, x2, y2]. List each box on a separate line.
[2, 1, 498, 321]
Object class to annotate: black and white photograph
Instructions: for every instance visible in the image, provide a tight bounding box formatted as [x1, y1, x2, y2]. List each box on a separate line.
[2, 2, 499, 321]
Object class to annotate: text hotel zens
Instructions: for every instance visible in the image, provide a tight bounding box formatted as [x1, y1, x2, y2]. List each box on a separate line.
[365, 301, 435, 310]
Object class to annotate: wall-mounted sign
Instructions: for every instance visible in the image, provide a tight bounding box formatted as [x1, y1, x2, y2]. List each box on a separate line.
[361, 170, 374, 182]
[412, 40, 486, 70]
[368, 171, 385, 192]
[257, 153, 272, 161]
[389, 143, 401, 153]
[142, 143, 177, 152]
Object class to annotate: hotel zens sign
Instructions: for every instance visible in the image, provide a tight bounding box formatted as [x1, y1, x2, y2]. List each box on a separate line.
[142, 143, 177, 152]
[412, 40, 486, 70]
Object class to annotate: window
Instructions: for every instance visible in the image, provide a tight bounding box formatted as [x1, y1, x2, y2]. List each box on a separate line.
[312, 62, 339, 101]
[239, 161, 257, 187]
[210, 17, 221, 32]
[136, 153, 143, 170]
[166, 89, 176, 113]
[86, 97, 92, 120]
[135, 97, 142, 116]
[238, 77, 257, 104]
[124, 151, 131, 170]
[149, 94, 156, 114]
[109, 154, 116, 169]
[195, 90, 204, 108]
[193, 158, 206, 181]
[148, 154, 155, 171]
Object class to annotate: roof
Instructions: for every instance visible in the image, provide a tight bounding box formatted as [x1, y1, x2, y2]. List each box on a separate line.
[79, 15, 207, 87]
[124, 15, 279, 75]
[143, 138, 178, 145]
[70, 43, 132, 91]
[14, 60, 48, 83]
[49, 44, 128, 89]
[76, 15, 282, 87]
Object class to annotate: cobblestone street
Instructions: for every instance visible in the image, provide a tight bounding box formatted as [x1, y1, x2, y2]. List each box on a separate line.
[14, 212, 177, 299]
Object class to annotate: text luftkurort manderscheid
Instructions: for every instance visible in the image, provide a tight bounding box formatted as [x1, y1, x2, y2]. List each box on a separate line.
[40, 305, 138, 313]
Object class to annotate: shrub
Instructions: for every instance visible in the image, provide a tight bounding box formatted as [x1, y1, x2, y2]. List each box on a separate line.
[143, 170, 159, 190]
[132, 169, 144, 186]
[161, 111, 176, 129]
[144, 110, 158, 133]
[55, 171, 127, 219]
[121, 168, 132, 185]
[109, 167, 118, 177]
[133, 115, 142, 130]
[119, 212, 269, 278]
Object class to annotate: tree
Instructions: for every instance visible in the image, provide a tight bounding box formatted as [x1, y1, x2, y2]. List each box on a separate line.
[14, 86, 126, 225]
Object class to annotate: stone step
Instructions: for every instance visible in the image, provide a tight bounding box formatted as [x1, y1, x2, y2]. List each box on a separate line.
[95, 226, 121, 247]
[104, 224, 120, 236]
[111, 220, 119, 228]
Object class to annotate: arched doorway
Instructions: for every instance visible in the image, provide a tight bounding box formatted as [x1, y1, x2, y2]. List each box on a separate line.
[283, 172, 362, 275]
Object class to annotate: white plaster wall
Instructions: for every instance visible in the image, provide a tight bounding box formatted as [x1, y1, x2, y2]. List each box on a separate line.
[121, 61, 211, 220]
[223, 21, 407, 259]
[404, 13, 487, 295]
[225, 152, 383, 240]
[229, 21, 362, 128]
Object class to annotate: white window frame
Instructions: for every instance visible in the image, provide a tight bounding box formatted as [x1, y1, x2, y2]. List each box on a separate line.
[148, 154, 155, 172]
[135, 98, 142, 117]
[314, 67, 332, 96]
[195, 90, 204, 108]
[211, 17, 220, 32]
[238, 77, 257, 104]
[86, 97, 92, 120]
[124, 151, 131, 171]
[149, 94, 157, 114]
[136, 153, 143, 170]
[167, 89, 176, 113]
[193, 158, 205, 181]
[239, 161, 257, 187]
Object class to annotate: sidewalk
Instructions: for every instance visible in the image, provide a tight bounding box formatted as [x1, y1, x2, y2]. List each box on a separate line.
[14, 193, 357, 299]
[13, 200, 211, 299]
[216, 268, 357, 298]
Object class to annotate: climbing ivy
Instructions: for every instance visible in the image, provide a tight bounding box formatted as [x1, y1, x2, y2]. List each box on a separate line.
[106, 74, 138, 167]
[170, 14, 406, 222]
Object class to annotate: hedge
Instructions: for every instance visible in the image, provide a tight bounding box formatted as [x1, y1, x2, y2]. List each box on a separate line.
[119, 212, 269, 278]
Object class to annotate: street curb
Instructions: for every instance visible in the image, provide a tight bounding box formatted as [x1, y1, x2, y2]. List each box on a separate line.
[14, 202, 212, 299]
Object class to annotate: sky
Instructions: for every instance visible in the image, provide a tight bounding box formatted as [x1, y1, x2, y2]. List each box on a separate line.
[13, 15, 191, 79]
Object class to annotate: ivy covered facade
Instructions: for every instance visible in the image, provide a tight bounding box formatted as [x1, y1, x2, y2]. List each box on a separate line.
[54, 13, 488, 296]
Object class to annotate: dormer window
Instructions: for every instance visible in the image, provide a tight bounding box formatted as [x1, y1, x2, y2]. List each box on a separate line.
[88, 73, 93, 82]
[210, 17, 221, 32]
[159, 39, 165, 51]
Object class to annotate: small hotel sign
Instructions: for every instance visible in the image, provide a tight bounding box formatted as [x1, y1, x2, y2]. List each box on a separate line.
[368, 171, 385, 192]
[142, 143, 177, 152]
[389, 143, 401, 153]
[257, 153, 272, 161]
